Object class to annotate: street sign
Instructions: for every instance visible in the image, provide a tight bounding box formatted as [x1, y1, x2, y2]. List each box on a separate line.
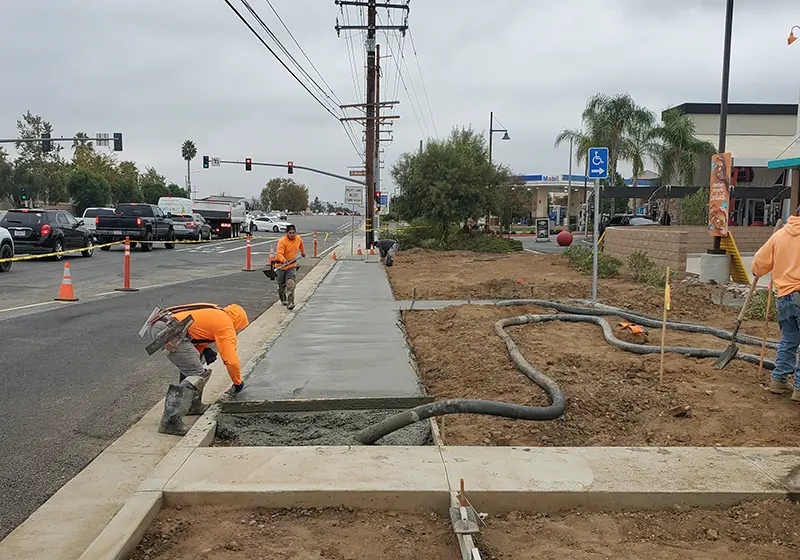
[349, 169, 366, 177]
[210, 157, 221, 167]
[588, 147, 609, 180]
[96, 133, 110, 147]
[345, 185, 362, 205]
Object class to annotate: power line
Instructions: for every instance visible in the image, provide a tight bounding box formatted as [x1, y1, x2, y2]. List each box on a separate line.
[408, 29, 438, 137]
[384, 20, 429, 139]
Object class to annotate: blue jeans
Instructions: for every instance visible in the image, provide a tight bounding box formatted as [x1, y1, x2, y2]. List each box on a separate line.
[775, 295, 800, 389]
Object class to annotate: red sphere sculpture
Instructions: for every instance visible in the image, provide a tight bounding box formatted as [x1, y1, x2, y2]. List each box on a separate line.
[556, 231, 573, 247]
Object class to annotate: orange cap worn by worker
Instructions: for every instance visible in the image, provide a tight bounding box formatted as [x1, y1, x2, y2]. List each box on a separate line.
[169, 303, 249, 386]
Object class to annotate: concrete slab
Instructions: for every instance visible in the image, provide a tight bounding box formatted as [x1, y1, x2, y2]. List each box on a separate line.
[163, 446, 450, 510]
[728, 447, 800, 493]
[686, 253, 771, 286]
[238, 260, 423, 400]
[77, 491, 162, 560]
[440, 446, 788, 513]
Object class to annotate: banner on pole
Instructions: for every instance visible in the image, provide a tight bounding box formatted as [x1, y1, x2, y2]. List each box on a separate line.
[708, 152, 732, 237]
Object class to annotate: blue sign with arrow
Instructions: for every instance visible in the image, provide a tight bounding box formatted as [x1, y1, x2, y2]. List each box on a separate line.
[588, 147, 609, 180]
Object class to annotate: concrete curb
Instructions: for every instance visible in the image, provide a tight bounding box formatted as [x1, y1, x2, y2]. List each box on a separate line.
[0, 251, 343, 560]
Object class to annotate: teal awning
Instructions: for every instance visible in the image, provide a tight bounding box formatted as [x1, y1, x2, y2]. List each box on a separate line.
[768, 156, 800, 169]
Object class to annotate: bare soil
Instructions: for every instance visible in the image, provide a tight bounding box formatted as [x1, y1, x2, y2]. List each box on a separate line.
[478, 500, 800, 560]
[403, 303, 798, 447]
[387, 249, 769, 333]
[130, 506, 457, 560]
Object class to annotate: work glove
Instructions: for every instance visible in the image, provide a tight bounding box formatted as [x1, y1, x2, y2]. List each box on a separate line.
[202, 347, 217, 365]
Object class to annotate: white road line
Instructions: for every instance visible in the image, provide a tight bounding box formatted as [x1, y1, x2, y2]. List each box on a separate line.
[218, 240, 277, 254]
[0, 300, 66, 314]
[524, 248, 542, 255]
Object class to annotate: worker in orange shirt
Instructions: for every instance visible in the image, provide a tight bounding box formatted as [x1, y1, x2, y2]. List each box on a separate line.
[143, 302, 249, 435]
[752, 208, 800, 402]
[274, 224, 305, 310]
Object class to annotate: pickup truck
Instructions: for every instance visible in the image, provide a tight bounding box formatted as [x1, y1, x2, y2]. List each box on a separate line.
[95, 203, 176, 252]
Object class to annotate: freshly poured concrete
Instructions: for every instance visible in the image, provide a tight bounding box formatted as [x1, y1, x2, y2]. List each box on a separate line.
[236, 260, 424, 400]
[214, 409, 431, 446]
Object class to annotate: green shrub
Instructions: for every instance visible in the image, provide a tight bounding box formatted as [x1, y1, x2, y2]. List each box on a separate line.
[745, 288, 777, 321]
[627, 251, 677, 288]
[562, 245, 621, 278]
[393, 221, 522, 253]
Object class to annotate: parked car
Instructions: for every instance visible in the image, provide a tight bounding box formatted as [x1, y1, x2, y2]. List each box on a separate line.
[251, 216, 290, 233]
[0, 208, 94, 260]
[95, 203, 175, 251]
[170, 213, 212, 241]
[599, 214, 658, 237]
[0, 226, 14, 272]
[82, 207, 115, 238]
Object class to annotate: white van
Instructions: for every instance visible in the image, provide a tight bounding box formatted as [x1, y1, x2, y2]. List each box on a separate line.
[158, 197, 194, 217]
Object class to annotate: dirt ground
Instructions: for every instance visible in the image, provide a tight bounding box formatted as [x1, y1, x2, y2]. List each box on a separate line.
[387, 249, 771, 333]
[478, 500, 800, 560]
[403, 303, 798, 447]
[130, 506, 457, 560]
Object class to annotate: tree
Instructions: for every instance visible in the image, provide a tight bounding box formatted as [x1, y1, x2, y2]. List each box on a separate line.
[496, 176, 530, 232]
[325, 202, 335, 214]
[181, 140, 197, 196]
[310, 196, 324, 213]
[140, 167, 169, 204]
[392, 126, 504, 239]
[67, 169, 110, 215]
[112, 161, 142, 204]
[261, 178, 309, 212]
[581, 93, 655, 182]
[167, 183, 188, 197]
[72, 132, 93, 151]
[680, 187, 709, 225]
[622, 123, 660, 187]
[653, 108, 717, 186]
[554, 128, 595, 179]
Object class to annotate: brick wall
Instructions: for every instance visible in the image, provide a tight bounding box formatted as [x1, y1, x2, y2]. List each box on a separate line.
[604, 227, 689, 272]
[682, 226, 773, 254]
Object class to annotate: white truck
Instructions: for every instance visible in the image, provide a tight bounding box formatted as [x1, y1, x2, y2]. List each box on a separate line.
[193, 199, 246, 238]
[157, 196, 194, 217]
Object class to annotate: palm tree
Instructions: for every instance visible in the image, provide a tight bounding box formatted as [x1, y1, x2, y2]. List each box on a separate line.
[72, 132, 93, 151]
[582, 93, 655, 182]
[653, 109, 716, 185]
[181, 140, 197, 198]
[622, 123, 660, 188]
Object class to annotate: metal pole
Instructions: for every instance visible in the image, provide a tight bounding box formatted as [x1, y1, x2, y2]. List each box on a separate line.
[566, 138, 573, 228]
[364, 0, 377, 249]
[712, 0, 734, 254]
[592, 179, 600, 302]
[351, 207, 355, 255]
[487, 111, 493, 228]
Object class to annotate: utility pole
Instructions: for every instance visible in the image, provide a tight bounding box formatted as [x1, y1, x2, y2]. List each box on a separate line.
[335, 0, 408, 248]
[374, 42, 381, 241]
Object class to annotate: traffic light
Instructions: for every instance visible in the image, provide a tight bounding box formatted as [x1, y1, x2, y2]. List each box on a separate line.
[287, 161, 294, 174]
[245, 158, 252, 171]
[42, 132, 52, 153]
[113, 133, 123, 152]
[20, 188, 28, 201]
[202, 155, 209, 169]
[375, 190, 381, 205]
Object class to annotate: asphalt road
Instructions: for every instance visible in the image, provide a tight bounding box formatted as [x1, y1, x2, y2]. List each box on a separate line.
[0, 215, 351, 539]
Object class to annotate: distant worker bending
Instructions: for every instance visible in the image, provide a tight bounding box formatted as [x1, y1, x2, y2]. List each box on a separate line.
[144, 302, 249, 435]
[275, 224, 305, 310]
[752, 209, 800, 402]
[373, 238, 398, 266]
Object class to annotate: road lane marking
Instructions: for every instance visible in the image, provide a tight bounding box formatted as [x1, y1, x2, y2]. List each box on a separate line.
[218, 240, 277, 254]
[524, 249, 542, 254]
[0, 300, 66, 314]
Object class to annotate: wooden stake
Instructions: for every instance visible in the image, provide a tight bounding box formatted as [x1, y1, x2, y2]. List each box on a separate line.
[759, 281, 774, 380]
[659, 266, 670, 388]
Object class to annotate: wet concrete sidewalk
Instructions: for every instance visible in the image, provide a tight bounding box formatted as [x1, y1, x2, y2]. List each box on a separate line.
[235, 260, 423, 400]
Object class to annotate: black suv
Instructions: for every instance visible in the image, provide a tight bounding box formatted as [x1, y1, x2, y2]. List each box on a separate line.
[0, 209, 94, 260]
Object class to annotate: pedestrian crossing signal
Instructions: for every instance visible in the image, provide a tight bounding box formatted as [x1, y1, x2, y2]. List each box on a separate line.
[202, 155, 209, 169]
[245, 158, 252, 171]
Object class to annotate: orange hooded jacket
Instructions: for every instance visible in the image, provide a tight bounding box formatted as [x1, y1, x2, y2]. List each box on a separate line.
[276, 234, 305, 270]
[169, 303, 249, 385]
[752, 216, 800, 297]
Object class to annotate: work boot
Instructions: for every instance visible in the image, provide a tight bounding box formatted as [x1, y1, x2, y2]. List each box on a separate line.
[158, 384, 194, 436]
[185, 369, 211, 414]
[769, 379, 791, 394]
[278, 285, 287, 306]
[792, 390, 800, 403]
[287, 278, 296, 310]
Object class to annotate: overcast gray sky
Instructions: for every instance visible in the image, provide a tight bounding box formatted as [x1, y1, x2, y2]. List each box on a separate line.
[1, 0, 798, 203]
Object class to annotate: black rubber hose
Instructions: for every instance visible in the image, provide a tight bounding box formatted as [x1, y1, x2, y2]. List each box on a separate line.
[498, 299, 779, 350]
[355, 314, 567, 445]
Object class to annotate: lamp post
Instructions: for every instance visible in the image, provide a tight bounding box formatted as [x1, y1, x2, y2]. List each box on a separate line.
[788, 25, 800, 45]
[788, 25, 800, 216]
[487, 111, 511, 229]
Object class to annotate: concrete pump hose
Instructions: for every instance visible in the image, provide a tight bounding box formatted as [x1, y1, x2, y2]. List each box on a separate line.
[354, 315, 567, 445]
[498, 299, 779, 350]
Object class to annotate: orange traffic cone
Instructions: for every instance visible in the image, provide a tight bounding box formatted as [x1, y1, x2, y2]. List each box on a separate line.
[369, 247, 375, 255]
[55, 262, 78, 301]
[332, 252, 337, 260]
[268, 244, 276, 266]
[357, 244, 363, 256]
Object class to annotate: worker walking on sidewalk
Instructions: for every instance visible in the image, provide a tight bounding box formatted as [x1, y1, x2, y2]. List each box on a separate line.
[373, 238, 398, 266]
[143, 302, 250, 435]
[275, 224, 305, 310]
[752, 208, 800, 402]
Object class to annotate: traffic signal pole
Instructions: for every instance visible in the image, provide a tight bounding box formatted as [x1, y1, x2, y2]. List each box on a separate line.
[214, 159, 366, 186]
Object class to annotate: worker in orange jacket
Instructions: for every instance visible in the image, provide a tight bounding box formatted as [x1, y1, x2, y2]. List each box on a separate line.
[144, 303, 249, 435]
[274, 224, 305, 310]
[752, 209, 800, 403]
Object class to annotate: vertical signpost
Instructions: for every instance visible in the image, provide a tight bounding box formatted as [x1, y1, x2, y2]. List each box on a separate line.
[345, 185, 363, 257]
[588, 147, 609, 302]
